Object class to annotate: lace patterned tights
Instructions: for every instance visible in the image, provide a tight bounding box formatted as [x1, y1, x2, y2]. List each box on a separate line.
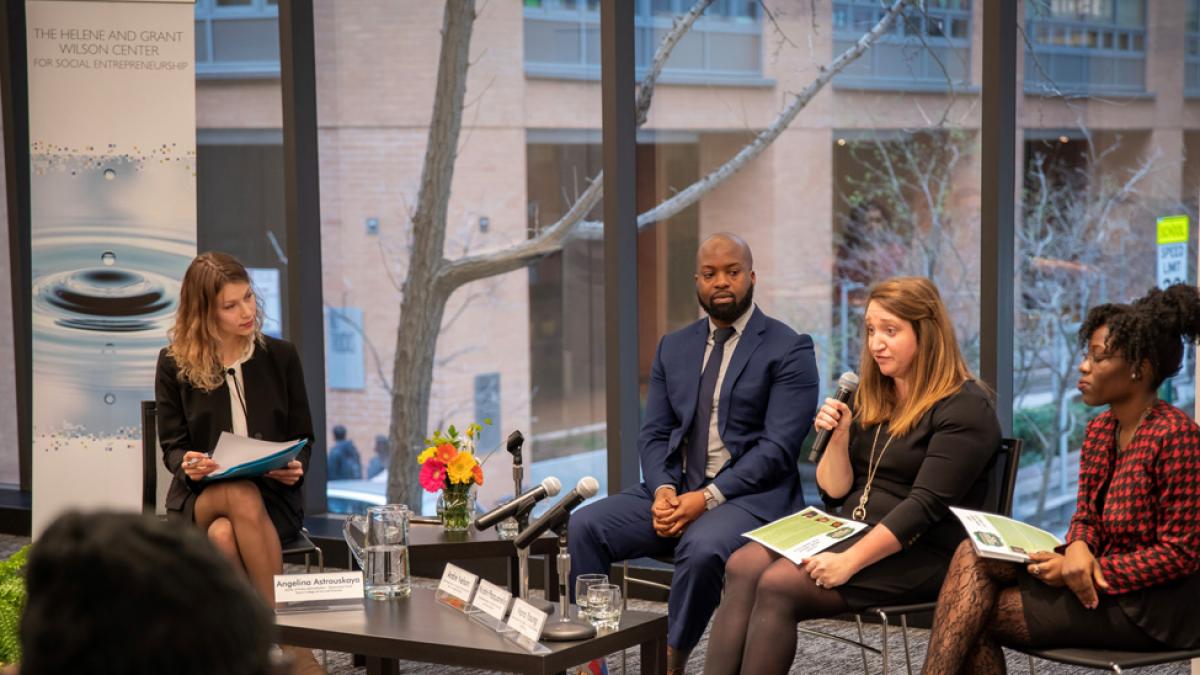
[921, 541, 1033, 675]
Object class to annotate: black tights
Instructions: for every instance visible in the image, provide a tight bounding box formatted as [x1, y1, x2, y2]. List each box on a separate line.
[704, 542, 850, 675]
[921, 540, 1032, 675]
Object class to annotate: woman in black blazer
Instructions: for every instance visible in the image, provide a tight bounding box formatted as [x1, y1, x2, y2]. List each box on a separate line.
[155, 252, 313, 607]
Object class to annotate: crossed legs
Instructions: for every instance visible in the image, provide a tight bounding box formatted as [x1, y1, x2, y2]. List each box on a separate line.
[194, 481, 282, 606]
[704, 542, 850, 674]
[921, 540, 1031, 675]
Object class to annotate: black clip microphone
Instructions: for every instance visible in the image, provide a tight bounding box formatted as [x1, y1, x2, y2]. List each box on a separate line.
[513, 476, 599, 550]
[474, 476, 562, 531]
[507, 430, 525, 466]
[808, 371, 859, 463]
[226, 368, 249, 424]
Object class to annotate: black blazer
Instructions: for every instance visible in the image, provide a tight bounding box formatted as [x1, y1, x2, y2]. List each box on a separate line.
[155, 336, 314, 526]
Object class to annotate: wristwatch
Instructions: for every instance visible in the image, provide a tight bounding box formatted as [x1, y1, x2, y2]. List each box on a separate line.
[703, 486, 720, 511]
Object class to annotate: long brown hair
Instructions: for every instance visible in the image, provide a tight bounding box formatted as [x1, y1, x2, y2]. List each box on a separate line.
[167, 252, 263, 391]
[855, 276, 973, 435]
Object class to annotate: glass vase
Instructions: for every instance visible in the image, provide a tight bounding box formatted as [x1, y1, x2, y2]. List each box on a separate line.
[437, 487, 475, 532]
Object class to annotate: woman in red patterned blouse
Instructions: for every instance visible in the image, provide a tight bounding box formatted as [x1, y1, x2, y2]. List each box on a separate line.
[922, 284, 1200, 674]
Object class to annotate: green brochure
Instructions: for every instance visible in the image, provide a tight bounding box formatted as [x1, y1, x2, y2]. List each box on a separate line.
[744, 506, 868, 564]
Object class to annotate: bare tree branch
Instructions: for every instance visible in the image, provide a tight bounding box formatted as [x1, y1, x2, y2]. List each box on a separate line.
[637, 0, 911, 227]
[636, 0, 716, 126]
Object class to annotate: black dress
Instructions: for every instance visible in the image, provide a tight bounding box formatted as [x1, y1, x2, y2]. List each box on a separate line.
[821, 380, 1002, 609]
[154, 336, 314, 542]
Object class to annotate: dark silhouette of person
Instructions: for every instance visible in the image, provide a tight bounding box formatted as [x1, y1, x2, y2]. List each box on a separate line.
[20, 511, 280, 675]
[327, 424, 362, 481]
[367, 434, 389, 480]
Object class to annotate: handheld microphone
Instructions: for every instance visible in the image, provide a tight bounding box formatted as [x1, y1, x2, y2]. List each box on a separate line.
[474, 476, 562, 531]
[808, 371, 859, 463]
[507, 430, 525, 466]
[513, 476, 599, 550]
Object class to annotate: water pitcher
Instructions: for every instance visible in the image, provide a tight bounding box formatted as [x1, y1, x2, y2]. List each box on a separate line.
[343, 504, 411, 599]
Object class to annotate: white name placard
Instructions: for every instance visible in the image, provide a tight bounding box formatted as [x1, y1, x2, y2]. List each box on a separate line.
[471, 579, 512, 622]
[273, 572, 364, 604]
[506, 597, 548, 643]
[437, 563, 479, 603]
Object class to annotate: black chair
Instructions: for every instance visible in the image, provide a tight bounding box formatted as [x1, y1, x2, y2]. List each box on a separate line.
[140, 401, 324, 572]
[824, 437, 1024, 675]
[1016, 646, 1200, 674]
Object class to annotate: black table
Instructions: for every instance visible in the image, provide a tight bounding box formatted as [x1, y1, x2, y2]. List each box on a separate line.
[276, 588, 667, 675]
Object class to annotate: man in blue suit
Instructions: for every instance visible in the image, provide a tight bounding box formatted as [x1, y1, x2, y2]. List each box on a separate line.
[569, 233, 819, 673]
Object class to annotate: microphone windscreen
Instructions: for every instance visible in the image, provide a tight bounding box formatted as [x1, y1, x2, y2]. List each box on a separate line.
[577, 476, 600, 499]
[837, 371, 860, 392]
[542, 476, 562, 497]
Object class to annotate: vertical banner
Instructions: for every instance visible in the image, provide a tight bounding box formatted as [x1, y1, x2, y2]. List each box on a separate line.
[26, 0, 196, 536]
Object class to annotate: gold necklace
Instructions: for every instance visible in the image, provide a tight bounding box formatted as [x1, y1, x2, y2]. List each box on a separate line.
[1118, 400, 1156, 452]
[852, 425, 895, 522]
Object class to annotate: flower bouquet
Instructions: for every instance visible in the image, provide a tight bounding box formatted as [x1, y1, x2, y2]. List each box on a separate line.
[417, 421, 489, 531]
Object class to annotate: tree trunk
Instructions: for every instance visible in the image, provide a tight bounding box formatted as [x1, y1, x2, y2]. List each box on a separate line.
[386, 0, 475, 507]
[387, 286, 450, 507]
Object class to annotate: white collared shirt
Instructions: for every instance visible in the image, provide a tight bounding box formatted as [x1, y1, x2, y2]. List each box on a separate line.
[686, 303, 755, 506]
[223, 339, 255, 437]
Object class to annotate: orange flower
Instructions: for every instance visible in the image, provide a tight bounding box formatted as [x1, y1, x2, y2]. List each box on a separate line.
[435, 443, 457, 464]
[471, 464, 484, 486]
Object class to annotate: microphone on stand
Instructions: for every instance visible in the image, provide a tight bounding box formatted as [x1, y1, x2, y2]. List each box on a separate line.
[808, 371, 859, 464]
[524, 476, 601, 642]
[513, 476, 599, 550]
[507, 430, 525, 466]
[473, 477, 562, 531]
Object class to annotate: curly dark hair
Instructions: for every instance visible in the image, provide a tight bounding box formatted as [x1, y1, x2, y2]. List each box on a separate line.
[21, 511, 275, 675]
[1078, 284, 1200, 388]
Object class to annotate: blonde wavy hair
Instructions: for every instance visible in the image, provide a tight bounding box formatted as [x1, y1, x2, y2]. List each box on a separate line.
[855, 276, 974, 436]
[167, 252, 264, 392]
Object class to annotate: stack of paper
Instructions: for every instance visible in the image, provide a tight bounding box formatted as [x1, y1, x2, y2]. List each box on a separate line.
[202, 432, 309, 482]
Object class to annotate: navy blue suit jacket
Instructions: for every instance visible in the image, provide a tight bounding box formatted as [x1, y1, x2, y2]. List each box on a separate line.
[639, 307, 819, 522]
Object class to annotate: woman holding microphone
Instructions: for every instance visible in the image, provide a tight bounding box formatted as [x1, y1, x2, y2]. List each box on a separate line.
[704, 276, 1001, 674]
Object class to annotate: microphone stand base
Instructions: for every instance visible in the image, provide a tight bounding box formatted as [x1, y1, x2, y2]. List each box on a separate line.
[541, 617, 596, 642]
[526, 595, 555, 616]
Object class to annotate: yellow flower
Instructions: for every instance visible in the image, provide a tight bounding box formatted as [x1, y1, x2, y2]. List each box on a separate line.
[417, 447, 437, 464]
[446, 450, 477, 484]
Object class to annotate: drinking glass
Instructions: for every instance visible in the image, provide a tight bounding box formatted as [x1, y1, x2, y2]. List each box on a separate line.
[574, 573, 608, 620]
[586, 583, 622, 630]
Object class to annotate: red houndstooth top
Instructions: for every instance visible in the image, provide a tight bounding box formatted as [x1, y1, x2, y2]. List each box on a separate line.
[1066, 399, 1200, 594]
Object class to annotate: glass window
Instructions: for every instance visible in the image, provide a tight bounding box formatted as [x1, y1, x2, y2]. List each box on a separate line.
[195, 0, 279, 78]
[637, 1, 980, 511]
[196, 138, 288, 337]
[832, 0, 973, 91]
[1188, 1, 1200, 98]
[315, 4, 604, 515]
[524, 0, 763, 83]
[1024, 1, 1147, 96]
[1014, 2, 1198, 534]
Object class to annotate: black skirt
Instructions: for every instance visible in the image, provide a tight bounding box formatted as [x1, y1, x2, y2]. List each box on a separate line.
[826, 531, 954, 610]
[1018, 572, 1191, 650]
[171, 477, 303, 544]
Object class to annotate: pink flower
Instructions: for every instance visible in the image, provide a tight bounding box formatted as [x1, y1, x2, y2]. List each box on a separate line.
[419, 459, 448, 493]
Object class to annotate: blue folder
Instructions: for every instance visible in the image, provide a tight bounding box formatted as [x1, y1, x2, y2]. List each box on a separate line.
[202, 438, 309, 482]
